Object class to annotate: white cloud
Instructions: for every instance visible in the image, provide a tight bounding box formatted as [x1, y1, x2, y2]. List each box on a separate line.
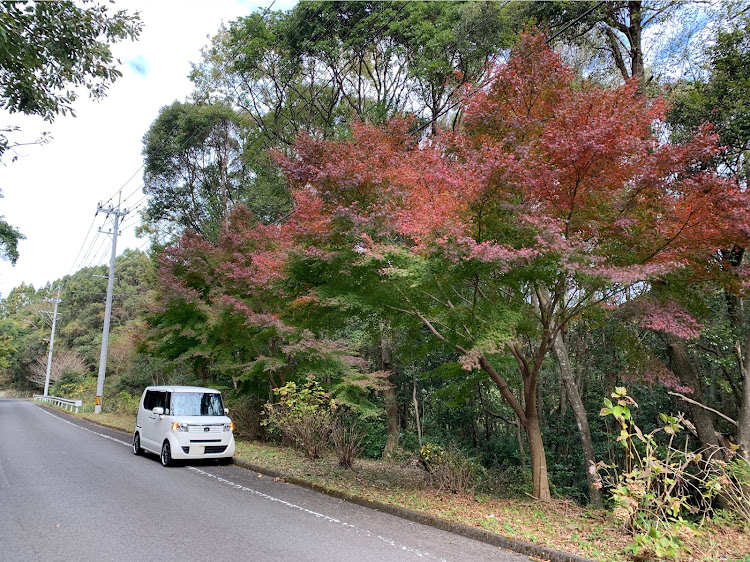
[0, 0, 296, 298]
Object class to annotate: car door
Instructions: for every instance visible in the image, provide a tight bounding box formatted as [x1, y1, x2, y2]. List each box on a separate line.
[142, 390, 168, 451]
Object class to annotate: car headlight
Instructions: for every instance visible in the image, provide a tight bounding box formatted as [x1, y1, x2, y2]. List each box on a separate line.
[223, 421, 235, 432]
[171, 422, 189, 432]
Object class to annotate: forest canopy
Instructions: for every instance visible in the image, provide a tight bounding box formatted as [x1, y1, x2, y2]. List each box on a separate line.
[3, 4, 750, 554]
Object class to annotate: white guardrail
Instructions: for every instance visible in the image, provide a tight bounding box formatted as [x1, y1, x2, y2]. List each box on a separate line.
[33, 395, 82, 413]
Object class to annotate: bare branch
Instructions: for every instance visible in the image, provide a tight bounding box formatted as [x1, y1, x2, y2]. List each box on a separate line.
[668, 391, 738, 427]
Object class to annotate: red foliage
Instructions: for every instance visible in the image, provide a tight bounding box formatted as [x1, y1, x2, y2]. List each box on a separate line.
[619, 296, 702, 340]
[156, 205, 290, 329]
[274, 31, 750, 340]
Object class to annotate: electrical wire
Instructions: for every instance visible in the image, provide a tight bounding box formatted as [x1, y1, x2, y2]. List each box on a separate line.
[62, 0, 610, 300]
[65, 212, 99, 278]
[100, 0, 279, 209]
[111, 0, 380, 241]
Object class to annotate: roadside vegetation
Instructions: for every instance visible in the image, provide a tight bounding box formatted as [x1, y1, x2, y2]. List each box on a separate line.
[4, 2, 750, 560]
[69, 400, 749, 562]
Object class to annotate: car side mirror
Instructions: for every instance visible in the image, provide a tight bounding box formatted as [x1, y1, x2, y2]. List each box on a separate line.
[224, 408, 229, 415]
[153, 407, 164, 415]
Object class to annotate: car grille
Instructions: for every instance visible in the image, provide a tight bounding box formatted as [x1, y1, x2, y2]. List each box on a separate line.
[181, 445, 228, 455]
[188, 424, 223, 434]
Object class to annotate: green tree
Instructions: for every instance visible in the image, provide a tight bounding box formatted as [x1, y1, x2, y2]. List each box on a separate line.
[0, 283, 36, 320]
[0, 285, 52, 390]
[670, 17, 750, 184]
[0, 0, 141, 153]
[142, 101, 289, 241]
[191, 1, 512, 140]
[0, 191, 24, 266]
[390, 1, 513, 132]
[521, 1, 713, 84]
[668, 17, 750, 461]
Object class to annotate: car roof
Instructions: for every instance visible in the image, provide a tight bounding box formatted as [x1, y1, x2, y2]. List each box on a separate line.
[144, 385, 222, 394]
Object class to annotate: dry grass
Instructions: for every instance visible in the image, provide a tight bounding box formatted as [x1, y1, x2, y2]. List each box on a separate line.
[76, 409, 750, 561]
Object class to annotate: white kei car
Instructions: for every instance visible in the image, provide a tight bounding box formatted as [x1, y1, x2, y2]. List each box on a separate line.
[133, 385, 235, 466]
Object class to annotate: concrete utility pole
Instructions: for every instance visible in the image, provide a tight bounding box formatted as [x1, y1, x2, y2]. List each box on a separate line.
[94, 194, 128, 414]
[42, 287, 61, 397]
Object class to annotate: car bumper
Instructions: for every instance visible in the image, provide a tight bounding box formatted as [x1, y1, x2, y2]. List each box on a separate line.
[166, 433, 235, 460]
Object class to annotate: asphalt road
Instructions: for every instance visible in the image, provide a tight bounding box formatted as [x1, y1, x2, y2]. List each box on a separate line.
[0, 399, 530, 562]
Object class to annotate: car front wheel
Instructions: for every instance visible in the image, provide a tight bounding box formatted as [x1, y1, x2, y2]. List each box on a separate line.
[160, 440, 173, 467]
[132, 432, 142, 455]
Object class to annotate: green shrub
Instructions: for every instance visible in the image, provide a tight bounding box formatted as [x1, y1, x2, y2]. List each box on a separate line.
[264, 378, 335, 460]
[483, 465, 533, 498]
[596, 387, 738, 558]
[224, 394, 262, 440]
[420, 443, 487, 494]
[355, 415, 387, 459]
[107, 390, 139, 416]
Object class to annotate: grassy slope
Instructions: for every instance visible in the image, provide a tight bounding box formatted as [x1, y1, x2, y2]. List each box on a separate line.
[78, 411, 749, 562]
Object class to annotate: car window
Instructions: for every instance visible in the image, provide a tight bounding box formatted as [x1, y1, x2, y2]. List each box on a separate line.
[153, 391, 167, 411]
[143, 390, 155, 410]
[171, 393, 224, 416]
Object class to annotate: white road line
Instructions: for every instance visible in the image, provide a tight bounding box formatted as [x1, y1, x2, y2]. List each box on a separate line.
[38, 407, 131, 446]
[39, 406, 450, 562]
[187, 466, 448, 561]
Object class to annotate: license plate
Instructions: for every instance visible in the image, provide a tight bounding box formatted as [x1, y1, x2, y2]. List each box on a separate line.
[189, 445, 205, 455]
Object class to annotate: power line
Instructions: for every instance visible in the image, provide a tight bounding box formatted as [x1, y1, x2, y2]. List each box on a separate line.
[100, 0, 279, 210]
[108, 0, 374, 241]
[66, 213, 99, 278]
[81, 231, 109, 270]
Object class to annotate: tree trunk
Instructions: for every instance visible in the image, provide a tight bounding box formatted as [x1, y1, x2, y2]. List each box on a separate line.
[724, 259, 750, 461]
[383, 383, 399, 456]
[414, 310, 552, 501]
[479, 353, 551, 501]
[628, 1, 645, 82]
[602, 1, 645, 84]
[525, 409, 551, 502]
[664, 333, 724, 458]
[381, 335, 399, 457]
[552, 332, 603, 508]
[737, 330, 750, 462]
[413, 373, 422, 448]
[516, 416, 527, 467]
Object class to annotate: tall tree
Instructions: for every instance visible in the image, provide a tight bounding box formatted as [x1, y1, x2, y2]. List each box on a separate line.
[0, 0, 142, 156]
[142, 101, 258, 242]
[522, 1, 712, 84]
[274, 33, 750, 501]
[190, 1, 512, 142]
[669, 17, 750, 460]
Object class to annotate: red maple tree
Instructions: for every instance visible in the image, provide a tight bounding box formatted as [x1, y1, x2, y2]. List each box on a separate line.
[272, 32, 750, 500]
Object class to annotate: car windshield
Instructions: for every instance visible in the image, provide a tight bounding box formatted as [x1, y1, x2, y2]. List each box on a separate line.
[171, 392, 224, 416]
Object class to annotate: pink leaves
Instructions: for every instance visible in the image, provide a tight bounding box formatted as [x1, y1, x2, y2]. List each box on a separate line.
[621, 296, 702, 341]
[625, 358, 694, 394]
[215, 295, 288, 332]
[465, 240, 539, 270]
[156, 205, 291, 333]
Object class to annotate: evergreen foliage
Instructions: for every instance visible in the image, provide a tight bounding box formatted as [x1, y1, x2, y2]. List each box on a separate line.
[2, 8, 750, 549]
